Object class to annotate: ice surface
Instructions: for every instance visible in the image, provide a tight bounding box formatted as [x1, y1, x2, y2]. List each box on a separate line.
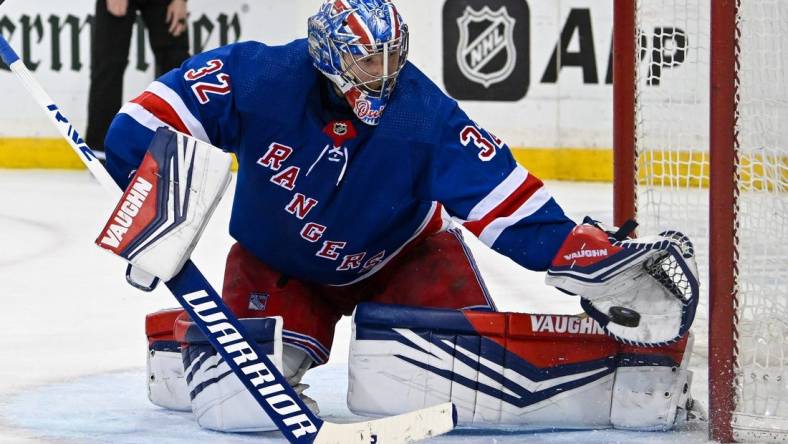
[0, 171, 711, 443]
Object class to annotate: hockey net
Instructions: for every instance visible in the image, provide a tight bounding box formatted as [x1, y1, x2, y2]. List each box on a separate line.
[613, 1, 788, 442]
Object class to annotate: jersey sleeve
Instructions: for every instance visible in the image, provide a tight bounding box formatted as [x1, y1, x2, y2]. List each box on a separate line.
[104, 44, 243, 187]
[422, 105, 576, 271]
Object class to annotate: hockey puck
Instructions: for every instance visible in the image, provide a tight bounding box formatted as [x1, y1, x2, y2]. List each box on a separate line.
[608, 306, 641, 327]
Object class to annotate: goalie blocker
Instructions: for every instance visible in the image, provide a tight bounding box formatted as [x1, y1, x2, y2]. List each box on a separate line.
[95, 127, 233, 283]
[348, 303, 701, 431]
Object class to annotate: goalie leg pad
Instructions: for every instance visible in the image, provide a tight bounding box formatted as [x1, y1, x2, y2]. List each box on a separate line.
[348, 303, 695, 431]
[96, 127, 233, 282]
[146, 308, 190, 411]
[611, 334, 695, 430]
[175, 314, 317, 432]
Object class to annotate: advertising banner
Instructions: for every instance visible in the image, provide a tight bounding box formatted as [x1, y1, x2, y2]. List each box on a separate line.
[0, 1, 702, 181]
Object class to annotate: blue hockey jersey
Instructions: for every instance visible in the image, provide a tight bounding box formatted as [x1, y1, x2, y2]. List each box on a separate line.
[104, 39, 575, 286]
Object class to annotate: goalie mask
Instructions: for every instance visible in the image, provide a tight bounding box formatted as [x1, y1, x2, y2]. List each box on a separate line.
[308, 0, 409, 126]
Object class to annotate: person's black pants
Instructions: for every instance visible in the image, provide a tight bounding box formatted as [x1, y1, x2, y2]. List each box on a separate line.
[86, 0, 190, 151]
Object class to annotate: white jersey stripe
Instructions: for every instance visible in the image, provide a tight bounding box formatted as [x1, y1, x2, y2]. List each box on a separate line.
[466, 165, 529, 222]
[119, 102, 169, 133]
[146, 81, 211, 143]
[478, 187, 553, 247]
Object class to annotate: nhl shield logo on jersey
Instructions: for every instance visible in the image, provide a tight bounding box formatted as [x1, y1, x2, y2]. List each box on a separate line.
[333, 122, 348, 136]
[456, 6, 517, 88]
[323, 120, 357, 147]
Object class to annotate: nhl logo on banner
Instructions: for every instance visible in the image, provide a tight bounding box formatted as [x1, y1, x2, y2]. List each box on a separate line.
[456, 6, 516, 88]
[443, 0, 530, 101]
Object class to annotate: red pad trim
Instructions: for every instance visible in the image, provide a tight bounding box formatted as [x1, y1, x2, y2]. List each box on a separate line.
[551, 224, 624, 268]
[463, 311, 619, 368]
[95, 151, 161, 255]
[173, 313, 194, 344]
[145, 308, 185, 344]
[621, 334, 689, 365]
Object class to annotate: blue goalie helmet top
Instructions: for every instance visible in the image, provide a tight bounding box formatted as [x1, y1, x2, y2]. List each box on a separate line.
[308, 0, 409, 126]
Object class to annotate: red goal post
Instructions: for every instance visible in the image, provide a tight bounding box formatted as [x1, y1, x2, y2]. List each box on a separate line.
[613, 1, 788, 442]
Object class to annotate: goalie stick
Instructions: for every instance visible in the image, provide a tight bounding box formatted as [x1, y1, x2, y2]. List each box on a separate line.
[0, 34, 456, 444]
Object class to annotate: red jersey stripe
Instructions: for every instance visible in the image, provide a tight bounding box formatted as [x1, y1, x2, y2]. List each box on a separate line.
[463, 173, 544, 237]
[131, 91, 191, 135]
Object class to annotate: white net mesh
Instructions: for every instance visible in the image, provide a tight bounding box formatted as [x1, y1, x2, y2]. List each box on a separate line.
[633, 0, 788, 440]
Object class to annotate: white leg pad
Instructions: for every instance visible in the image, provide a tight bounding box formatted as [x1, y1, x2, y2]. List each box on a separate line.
[147, 348, 191, 411]
[180, 316, 316, 432]
[610, 333, 695, 430]
[348, 303, 697, 431]
[610, 366, 692, 430]
[146, 308, 191, 411]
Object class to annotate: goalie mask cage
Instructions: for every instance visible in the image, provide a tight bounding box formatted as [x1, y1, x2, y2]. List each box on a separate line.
[613, 0, 788, 442]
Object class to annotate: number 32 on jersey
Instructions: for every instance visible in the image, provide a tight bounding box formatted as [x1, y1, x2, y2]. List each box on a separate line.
[460, 123, 503, 161]
[184, 59, 231, 105]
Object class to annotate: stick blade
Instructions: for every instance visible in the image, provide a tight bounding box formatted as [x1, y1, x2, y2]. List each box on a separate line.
[313, 402, 456, 444]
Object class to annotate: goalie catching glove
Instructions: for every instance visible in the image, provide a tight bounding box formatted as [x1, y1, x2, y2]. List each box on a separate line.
[545, 218, 699, 347]
[96, 127, 232, 282]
